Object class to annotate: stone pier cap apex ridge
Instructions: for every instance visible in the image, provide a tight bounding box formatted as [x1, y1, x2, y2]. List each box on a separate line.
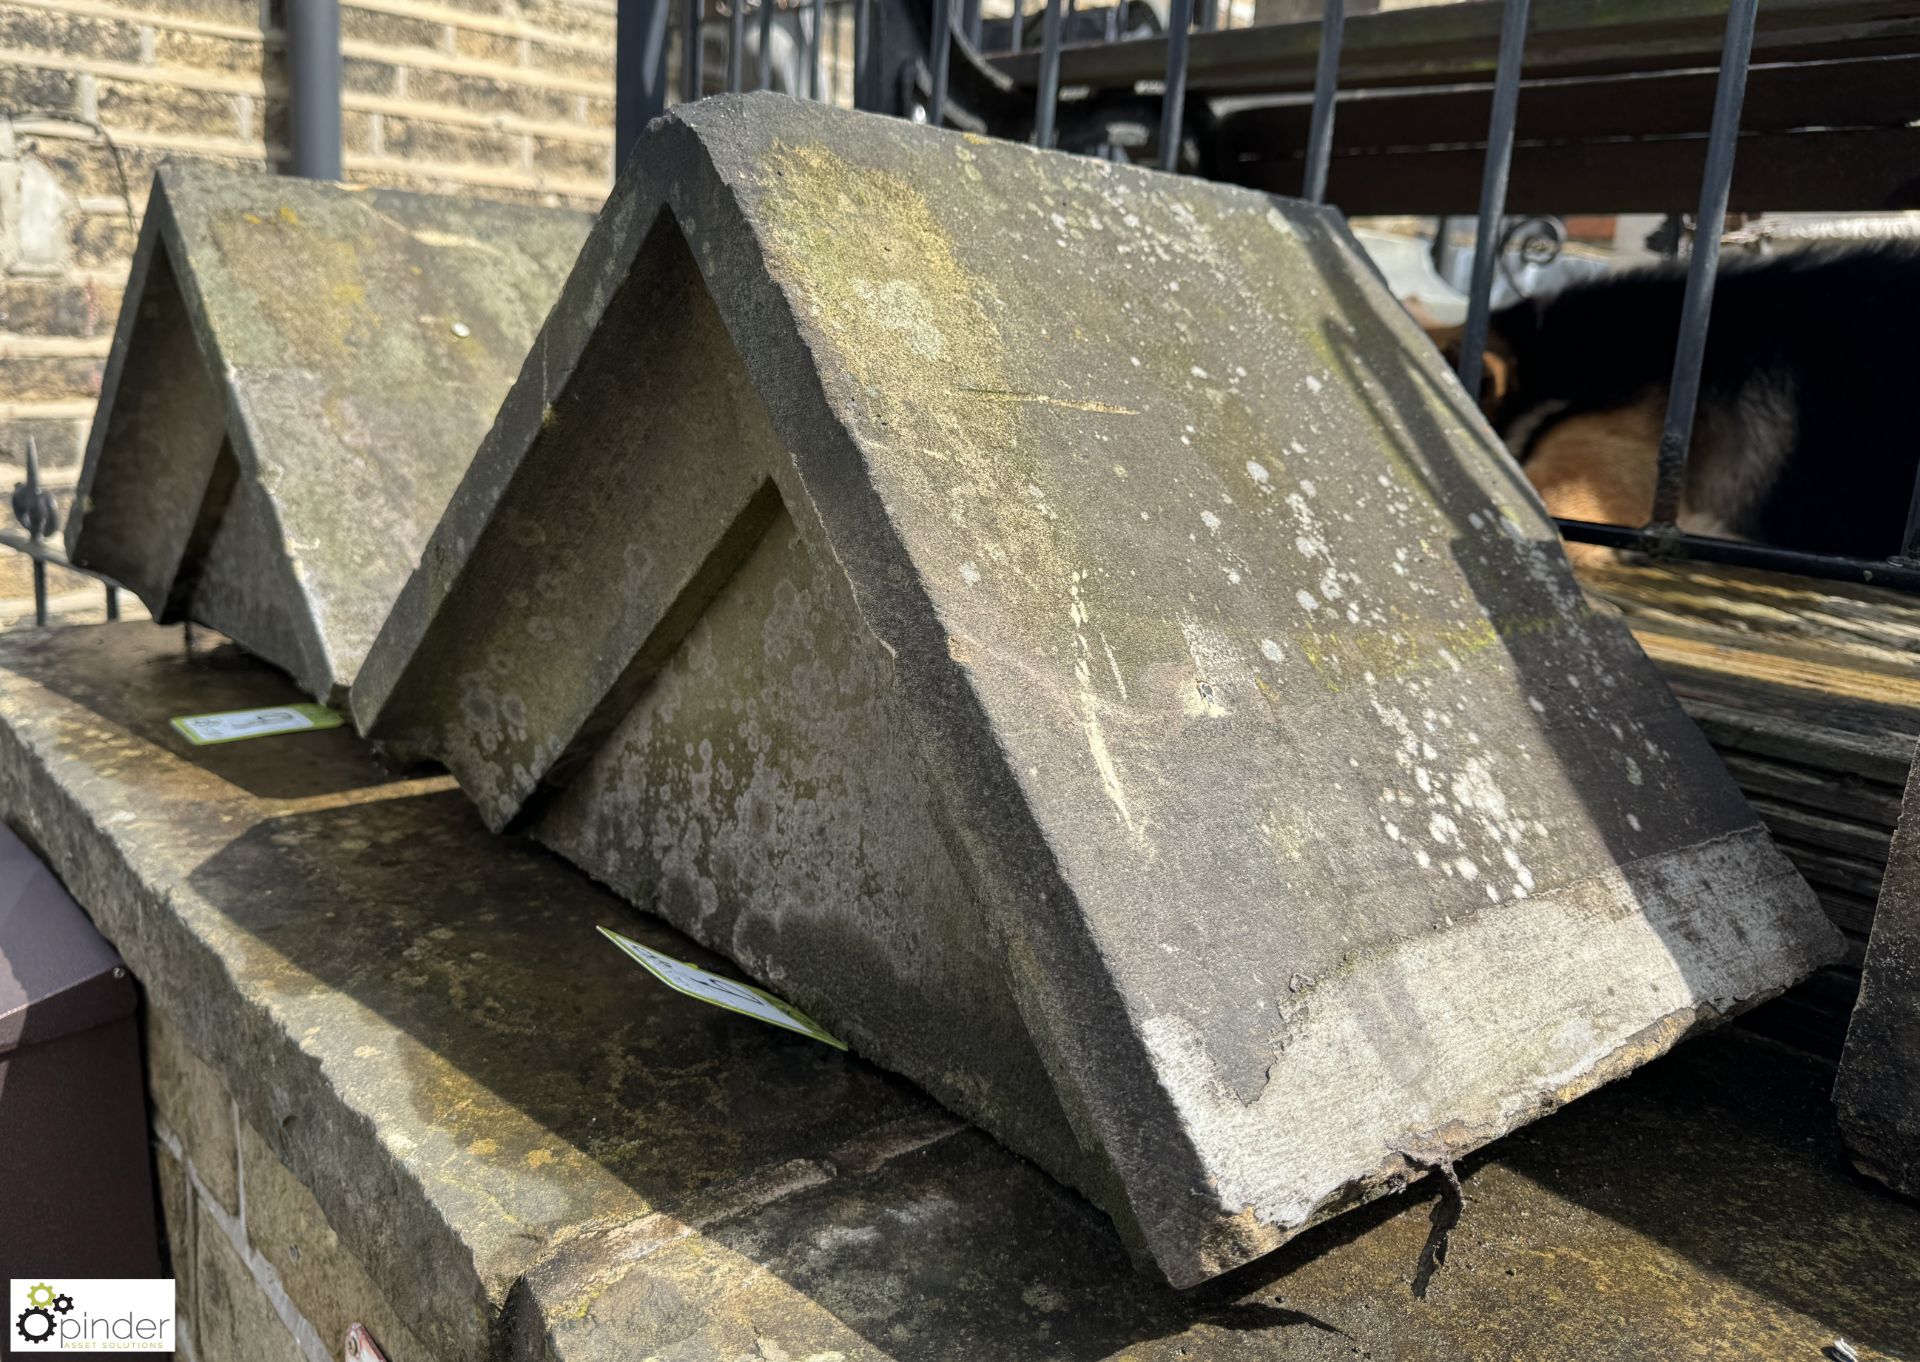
[66, 164, 593, 703]
[352, 94, 1840, 1285]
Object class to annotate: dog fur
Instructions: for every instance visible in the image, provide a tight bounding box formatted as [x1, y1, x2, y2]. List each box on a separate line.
[1423, 245, 1920, 560]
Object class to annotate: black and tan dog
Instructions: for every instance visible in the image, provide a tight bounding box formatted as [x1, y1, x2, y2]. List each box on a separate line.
[1423, 245, 1920, 560]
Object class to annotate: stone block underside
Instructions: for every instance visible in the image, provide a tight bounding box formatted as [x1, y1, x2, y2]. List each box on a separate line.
[1838, 758, 1920, 1198]
[353, 94, 1840, 1285]
[65, 164, 592, 703]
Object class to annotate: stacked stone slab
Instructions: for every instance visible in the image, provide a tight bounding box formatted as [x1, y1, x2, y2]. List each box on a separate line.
[346, 94, 1840, 1285]
[65, 165, 593, 703]
[1837, 752, 1920, 1197]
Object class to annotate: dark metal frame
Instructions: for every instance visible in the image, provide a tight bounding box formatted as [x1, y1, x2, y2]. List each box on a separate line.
[605, 0, 1920, 594]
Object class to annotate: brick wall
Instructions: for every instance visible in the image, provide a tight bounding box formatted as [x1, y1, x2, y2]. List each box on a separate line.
[147, 1007, 431, 1362]
[0, 0, 618, 619]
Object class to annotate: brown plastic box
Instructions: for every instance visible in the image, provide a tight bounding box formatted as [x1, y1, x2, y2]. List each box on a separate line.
[0, 823, 160, 1282]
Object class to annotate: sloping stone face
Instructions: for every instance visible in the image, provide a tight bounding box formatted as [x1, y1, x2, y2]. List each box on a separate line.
[354, 93, 1840, 1285]
[65, 165, 592, 702]
[1837, 757, 1920, 1197]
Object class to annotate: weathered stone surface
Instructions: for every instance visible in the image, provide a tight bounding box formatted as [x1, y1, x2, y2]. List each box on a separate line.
[0, 624, 1912, 1360]
[64, 164, 592, 703]
[1837, 753, 1920, 1197]
[193, 1199, 302, 1362]
[352, 93, 1838, 1283]
[153, 1136, 197, 1360]
[238, 1114, 438, 1362]
[147, 1003, 241, 1218]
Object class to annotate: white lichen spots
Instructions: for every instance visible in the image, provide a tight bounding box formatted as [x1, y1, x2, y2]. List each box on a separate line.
[1226, 570, 1242, 585]
[1191, 365, 1211, 380]
[1246, 459, 1271, 486]
[1296, 589, 1320, 611]
[1260, 638, 1284, 663]
[1023, 1283, 1068, 1314]
[1454, 857, 1479, 881]
[1428, 812, 1457, 844]
[1467, 511, 1485, 530]
[1299, 479, 1318, 497]
[1112, 463, 1128, 477]
[1527, 694, 1546, 714]
[1627, 812, 1643, 832]
[1102, 636, 1129, 700]
[1383, 821, 1401, 841]
[1304, 374, 1323, 394]
[850, 277, 948, 360]
[1130, 355, 1142, 367]
[1200, 510, 1221, 532]
[959, 561, 982, 587]
[1082, 700, 1137, 832]
[1623, 755, 1644, 786]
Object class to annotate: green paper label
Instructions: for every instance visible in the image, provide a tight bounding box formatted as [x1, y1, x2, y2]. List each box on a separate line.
[170, 703, 344, 746]
[598, 926, 845, 1049]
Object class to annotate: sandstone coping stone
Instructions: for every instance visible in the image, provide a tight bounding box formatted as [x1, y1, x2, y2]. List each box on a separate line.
[64, 164, 592, 704]
[1837, 751, 1920, 1197]
[351, 93, 1839, 1284]
[0, 624, 1912, 1360]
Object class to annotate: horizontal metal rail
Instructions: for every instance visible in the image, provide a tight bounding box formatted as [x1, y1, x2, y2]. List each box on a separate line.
[986, 0, 1919, 97]
[1558, 521, 1920, 592]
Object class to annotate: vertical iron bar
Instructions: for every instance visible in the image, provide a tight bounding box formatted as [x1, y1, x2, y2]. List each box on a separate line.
[23, 437, 45, 628]
[1454, 0, 1530, 400]
[810, 0, 826, 97]
[963, 0, 981, 44]
[1158, 0, 1194, 172]
[682, 0, 704, 100]
[1197, 0, 1217, 29]
[1651, 0, 1759, 529]
[729, 0, 747, 90]
[286, 0, 343, 178]
[832, 0, 844, 102]
[1300, 0, 1343, 203]
[617, 0, 673, 167]
[1034, 0, 1064, 147]
[930, 0, 952, 123]
[105, 585, 119, 621]
[852, 0, 872, 107]
[758, 0, 775, 89]
[1009, 0, 1023, 53]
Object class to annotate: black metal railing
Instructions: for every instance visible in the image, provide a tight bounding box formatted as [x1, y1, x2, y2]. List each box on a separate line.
[4, 438, 122, 629]
[613, 0, 1920, 594]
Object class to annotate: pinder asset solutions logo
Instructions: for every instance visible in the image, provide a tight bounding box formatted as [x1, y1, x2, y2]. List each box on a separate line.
[10, 1280, 176, 1352]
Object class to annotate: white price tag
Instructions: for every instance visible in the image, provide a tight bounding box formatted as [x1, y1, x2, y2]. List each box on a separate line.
[170, 703, 344, 746]
[598, 926, 845, 1048]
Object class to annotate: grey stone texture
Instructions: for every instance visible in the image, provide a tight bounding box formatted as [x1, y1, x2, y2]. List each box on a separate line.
[0, 624, 1911, 1359]
[1837, 749, 1920, 1197]
[64, 164, 591, 703]
[148, 1004, 241, 1218]
[194, 1198, 304, 1362]
[353, 94, 1839, 1284]
[237, 1116, 433, 1361]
